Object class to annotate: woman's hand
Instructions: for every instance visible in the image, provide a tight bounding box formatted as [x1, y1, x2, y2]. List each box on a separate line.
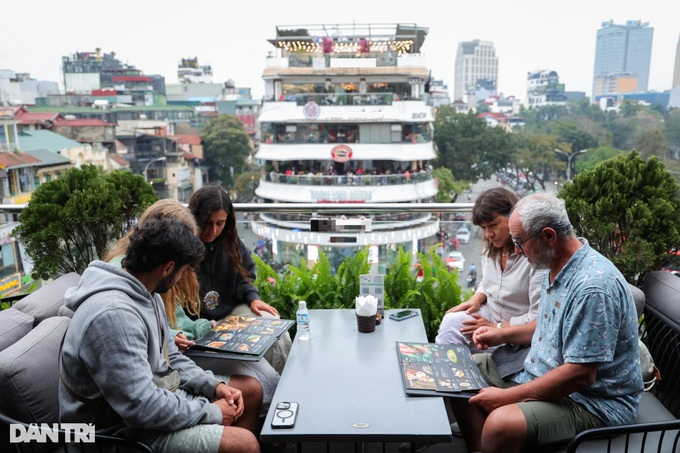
[174, 332, 195, 352]
[460, 314, 492, 340]
[249, 299, 280, 317]
[446, 294, 485, 315]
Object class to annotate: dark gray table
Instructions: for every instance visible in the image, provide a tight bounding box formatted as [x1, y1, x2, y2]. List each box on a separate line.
[260, 309, 453, 448]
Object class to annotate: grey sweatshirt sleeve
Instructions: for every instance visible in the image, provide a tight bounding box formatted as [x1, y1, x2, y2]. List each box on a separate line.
[80, 307, 221, 430]
[166, 329, 225, 397]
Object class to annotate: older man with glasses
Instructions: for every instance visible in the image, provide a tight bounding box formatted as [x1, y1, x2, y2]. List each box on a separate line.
[449, 193, 642, 453]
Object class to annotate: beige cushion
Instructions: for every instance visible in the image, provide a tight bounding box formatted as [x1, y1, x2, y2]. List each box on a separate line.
[0, 308, 34, 352]
[0, 316, 70, 423]
[12, 273, 80, 323]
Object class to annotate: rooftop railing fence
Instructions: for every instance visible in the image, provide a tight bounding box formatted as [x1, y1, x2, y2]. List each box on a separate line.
[264, 170, 433, 186]
[0, 202, 473, 231]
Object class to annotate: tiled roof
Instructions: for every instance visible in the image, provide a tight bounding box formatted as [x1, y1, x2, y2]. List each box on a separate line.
[0, 151, 41, 169]
[108, 153, 130, 167]
[183, 151, 198, 160]
[0, 106, 21, 119]
[170, 134, 202, 145]
[478, 112, 508, 121]
[19, 130, 84, 152]
[24, 149, 72, 167]
[52, 117, 114, 127]
[15, 110, 61, 124]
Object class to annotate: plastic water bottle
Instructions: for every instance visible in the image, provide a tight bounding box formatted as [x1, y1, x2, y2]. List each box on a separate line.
[296, 300, 311, 340]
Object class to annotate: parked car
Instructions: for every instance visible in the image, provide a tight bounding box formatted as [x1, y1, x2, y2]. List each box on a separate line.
[445, 251, 465, 271]
[456, 227, 471, 244]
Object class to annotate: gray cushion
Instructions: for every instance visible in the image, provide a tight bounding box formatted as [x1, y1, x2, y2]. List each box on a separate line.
[643, 271, 680, 326]
[0, 308, 34, 352]
[629, 284, 645, 317]
[635, 391, 675, 423]
[0, 316, 69, 423]
[12, 273, 80, 323]
[540, 394, 677, 453]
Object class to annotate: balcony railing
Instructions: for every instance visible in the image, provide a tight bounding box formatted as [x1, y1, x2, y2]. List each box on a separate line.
[0, 201, 473, 280]
[285, 92, 396, 106]
[264, 170, 433, 186]
[0, 202, 471, 217]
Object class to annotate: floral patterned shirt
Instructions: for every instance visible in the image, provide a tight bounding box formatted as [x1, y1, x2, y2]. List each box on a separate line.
[513, 239, 642, 426]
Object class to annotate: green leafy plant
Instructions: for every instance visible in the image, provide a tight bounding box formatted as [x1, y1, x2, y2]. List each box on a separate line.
[559, 151, 680, 285]
[14, 165, 157, 280]
[254, 245, 463, 341]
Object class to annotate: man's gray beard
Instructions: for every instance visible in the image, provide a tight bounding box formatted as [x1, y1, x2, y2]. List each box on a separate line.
[530, 239, 555, 270]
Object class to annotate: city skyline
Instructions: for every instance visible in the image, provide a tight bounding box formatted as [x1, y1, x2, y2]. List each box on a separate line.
[0, 0, 678, 101]
[593, 20, 654, 98]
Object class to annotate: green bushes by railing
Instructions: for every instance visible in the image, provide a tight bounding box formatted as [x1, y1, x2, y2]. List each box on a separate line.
[253, 245, 467, 341]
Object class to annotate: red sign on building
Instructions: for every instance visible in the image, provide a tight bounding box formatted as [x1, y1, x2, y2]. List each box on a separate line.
[331, 145, 353, 162]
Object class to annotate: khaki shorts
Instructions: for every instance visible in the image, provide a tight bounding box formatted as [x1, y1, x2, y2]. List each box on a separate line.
[150, 374, 231, 453]
[475, 353, 605, 446]
[151, 423, 223, 453]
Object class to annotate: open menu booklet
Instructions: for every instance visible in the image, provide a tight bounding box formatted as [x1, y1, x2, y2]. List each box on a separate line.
[186, 316, 294, 361]
[396, 342, 488, 398]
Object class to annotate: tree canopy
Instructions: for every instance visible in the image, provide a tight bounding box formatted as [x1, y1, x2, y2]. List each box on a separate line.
[433, 108, 514, 182]
[201, 114, 252, 186]
[14, 165, 157, 280]
[559, 151, 680, 285]
[431, 167, 465, 202]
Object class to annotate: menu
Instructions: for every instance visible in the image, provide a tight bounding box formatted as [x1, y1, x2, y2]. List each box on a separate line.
[187, 316, 294, 361]
[396, 342, 488, 397]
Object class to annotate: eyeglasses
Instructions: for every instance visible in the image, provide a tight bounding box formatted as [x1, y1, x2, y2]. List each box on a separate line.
[511, 223, 571, 252]
[511, 229, 542, 252]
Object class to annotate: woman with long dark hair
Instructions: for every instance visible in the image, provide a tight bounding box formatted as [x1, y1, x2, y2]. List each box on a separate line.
[189, 185, 291, 374]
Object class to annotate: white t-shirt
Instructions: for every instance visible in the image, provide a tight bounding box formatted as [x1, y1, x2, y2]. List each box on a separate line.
[476, 253, 545, 326]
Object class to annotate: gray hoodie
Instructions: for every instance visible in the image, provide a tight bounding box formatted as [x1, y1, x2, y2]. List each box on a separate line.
[59, 261, 223, 443]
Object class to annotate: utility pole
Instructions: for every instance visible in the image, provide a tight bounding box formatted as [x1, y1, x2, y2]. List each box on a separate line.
[554, 149, 588, 181]
[143, 157, 167, 183]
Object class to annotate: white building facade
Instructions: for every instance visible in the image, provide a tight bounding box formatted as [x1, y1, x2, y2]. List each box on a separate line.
[254, 23, 440, 271]
[454, 40, 498, 103]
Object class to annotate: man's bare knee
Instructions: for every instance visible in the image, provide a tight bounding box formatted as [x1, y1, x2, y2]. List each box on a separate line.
[230, 375, 263, 400]
[218, 426, 260, 453]
[482, 405, 527, 452]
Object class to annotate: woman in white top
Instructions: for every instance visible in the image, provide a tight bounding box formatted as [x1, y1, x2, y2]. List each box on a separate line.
[436, 187, 545, 353]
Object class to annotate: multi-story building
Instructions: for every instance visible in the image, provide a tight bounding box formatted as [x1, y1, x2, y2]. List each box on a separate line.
[526, 70, 568, 107]
[166, 60, 258, 135]
[254, 23, 439, 271]
[673, 34, 680, 89]
[454, 40, 498, 103]
[177, 57, 213, 84]
[61, 49, 165, 106]
[0, 108, 40, 205]
[592, 20, 654, 99]
[0, 70, 59, 106]
[428, 79, 451, 107]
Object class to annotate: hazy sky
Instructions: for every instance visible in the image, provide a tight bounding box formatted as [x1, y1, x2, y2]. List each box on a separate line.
[1, 0, 677, 100]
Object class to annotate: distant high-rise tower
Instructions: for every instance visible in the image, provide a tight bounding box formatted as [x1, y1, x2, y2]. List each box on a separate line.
[673, 34, 680, 89]
[592, 20, 653, 99]
[454, 40, 498, 102]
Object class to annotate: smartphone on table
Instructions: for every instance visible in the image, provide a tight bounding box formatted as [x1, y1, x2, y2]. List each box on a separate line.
[389, 309, 418, 321]
[271, 402, 299, 429]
